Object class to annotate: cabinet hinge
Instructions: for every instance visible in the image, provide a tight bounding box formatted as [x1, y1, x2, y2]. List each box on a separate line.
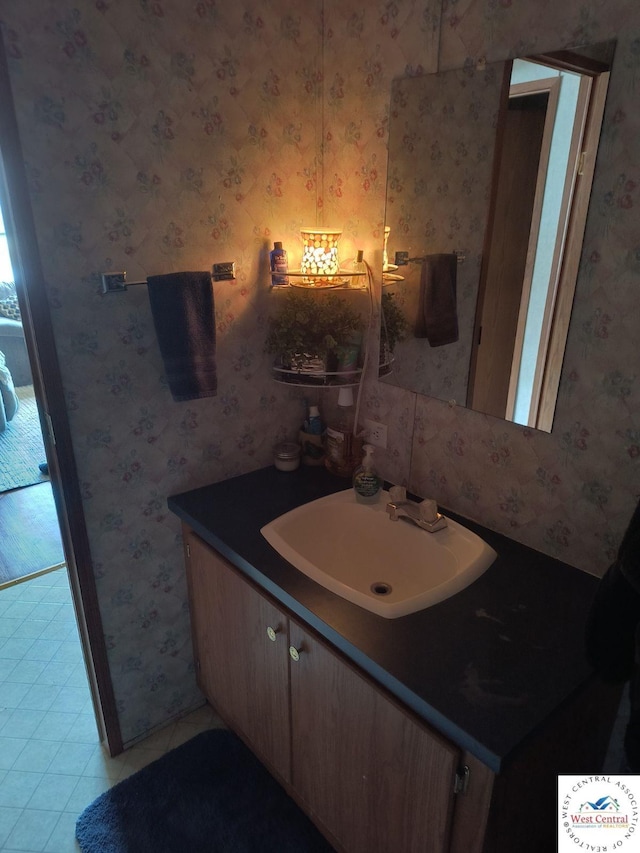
[186, 543, 191, 558]
[454, 765, 470, 795]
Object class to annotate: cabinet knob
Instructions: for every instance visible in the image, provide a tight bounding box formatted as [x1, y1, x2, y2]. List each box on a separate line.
[289, 645, 303, 662]
[266, 625, 280, 642]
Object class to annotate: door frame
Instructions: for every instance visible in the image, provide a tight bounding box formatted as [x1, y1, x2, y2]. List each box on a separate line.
[504, 75, 561, 421]
[0, 35, 122, 755]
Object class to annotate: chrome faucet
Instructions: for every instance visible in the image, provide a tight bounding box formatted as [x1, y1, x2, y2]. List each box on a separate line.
[385, 486, 448, 533]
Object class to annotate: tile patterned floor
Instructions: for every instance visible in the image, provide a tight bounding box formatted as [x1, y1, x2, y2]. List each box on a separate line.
[0, 567, 218, 853]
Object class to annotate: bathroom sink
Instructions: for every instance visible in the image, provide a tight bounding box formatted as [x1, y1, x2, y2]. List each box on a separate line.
[260, 489, 497, 618]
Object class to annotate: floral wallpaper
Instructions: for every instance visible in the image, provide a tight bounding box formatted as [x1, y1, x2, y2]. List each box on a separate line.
[1, 0, 639, 747]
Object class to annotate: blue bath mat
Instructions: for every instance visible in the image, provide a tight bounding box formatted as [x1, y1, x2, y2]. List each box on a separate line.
[75, 728, 334, 852]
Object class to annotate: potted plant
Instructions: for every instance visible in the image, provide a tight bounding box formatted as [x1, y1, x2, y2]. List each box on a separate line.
[266, 290, 363, 381]
[379, 291, 408, 374]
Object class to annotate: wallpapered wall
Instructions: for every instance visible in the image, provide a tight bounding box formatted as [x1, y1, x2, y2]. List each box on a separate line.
[1, 0, 638, 746]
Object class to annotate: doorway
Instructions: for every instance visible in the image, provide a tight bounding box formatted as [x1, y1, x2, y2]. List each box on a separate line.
[0, 200, 66, 589]
[0, 35, 122, 754]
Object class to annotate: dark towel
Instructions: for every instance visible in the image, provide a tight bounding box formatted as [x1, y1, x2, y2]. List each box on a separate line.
[147, 271, 217, 402]
[585, 497, 640, 768]
[414, 253, 459, 346]
[586, 498, 640, 682]
[619, 498, 640, 593]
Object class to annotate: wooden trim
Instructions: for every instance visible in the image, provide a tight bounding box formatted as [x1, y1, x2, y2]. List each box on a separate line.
[529, 49, 612, 77]
[526, 74, 592, 426]
[536, 69, 610, 431]
[505, 76, 561, 420]
[0, 35, 123, 754]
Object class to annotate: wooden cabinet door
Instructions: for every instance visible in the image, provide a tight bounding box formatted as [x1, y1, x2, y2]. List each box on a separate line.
[289, 619, 459, 853]
[185, 529, 291, 783]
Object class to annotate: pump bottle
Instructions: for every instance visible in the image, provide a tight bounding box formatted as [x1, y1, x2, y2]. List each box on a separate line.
[353, 444, 382, 503]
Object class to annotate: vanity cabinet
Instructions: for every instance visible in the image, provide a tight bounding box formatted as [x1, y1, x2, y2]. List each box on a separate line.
[171, 467, 624, 853]
[184, 527, 461, 853]
[185, 529, 291, 783]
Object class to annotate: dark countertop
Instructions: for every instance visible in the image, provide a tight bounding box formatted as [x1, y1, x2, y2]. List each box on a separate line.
[168, 464, 600, 773]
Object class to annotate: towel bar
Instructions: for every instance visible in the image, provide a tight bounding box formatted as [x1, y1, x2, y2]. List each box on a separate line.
[394, 251, 465, 267]
[101, 262, 236, 294]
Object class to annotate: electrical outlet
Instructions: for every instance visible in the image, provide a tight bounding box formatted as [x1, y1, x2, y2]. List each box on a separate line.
[364, 419, 388, 449]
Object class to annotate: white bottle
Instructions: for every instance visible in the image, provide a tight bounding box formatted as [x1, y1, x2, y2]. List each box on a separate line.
[352, 444, 382, 504]
[350, 249, 366, 289]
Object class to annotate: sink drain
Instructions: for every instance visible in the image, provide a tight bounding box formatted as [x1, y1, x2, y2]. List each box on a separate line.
[370, 582, 392, 596]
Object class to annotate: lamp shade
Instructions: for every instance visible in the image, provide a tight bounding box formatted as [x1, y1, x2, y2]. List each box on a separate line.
[300, 228, 342, 277]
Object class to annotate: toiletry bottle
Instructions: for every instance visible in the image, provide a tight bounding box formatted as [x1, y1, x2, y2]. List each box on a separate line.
[353, 444, 382, 504]
[270, 241, 289, 286]
[325, 387, 360, 477]
[308, 404, 323, 435]
[350, 249, 366, 289]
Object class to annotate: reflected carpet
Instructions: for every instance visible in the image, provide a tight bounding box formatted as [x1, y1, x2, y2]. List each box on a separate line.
[0, 385, 47, 492]
[76, 729, 335, 853]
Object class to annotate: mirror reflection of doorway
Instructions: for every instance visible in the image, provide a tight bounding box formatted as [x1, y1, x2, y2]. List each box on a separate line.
[470, 87, 550, 421]
[470, 49, 612, 430]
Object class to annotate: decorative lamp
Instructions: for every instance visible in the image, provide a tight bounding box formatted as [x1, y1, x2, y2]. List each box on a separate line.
[300, 228, 342, 279]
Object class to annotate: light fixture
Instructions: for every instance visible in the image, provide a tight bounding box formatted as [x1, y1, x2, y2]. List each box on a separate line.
[300, 228, 342, 278]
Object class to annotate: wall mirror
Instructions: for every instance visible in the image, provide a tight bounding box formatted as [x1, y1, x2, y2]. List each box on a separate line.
[381, 40, 615, 433]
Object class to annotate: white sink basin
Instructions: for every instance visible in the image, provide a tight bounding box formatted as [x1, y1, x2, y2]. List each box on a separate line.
[260, 489, 497, 618]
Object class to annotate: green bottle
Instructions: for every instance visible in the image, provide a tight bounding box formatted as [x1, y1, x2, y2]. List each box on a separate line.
[352, 444, 382, 504]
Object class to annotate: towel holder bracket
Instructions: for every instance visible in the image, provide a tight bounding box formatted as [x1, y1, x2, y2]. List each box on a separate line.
[212, 261, 236, 281]
[101, 271, 148, 294]
[101, 271, 130, 294]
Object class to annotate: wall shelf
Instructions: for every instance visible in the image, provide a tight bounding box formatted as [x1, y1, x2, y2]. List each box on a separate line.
[271, 363, 362, 388]
[271, 270, 367, 291]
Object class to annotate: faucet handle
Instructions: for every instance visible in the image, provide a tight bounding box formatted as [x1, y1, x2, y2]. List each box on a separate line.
[389, 485, 406, 503]
[419, 499, 439, 524]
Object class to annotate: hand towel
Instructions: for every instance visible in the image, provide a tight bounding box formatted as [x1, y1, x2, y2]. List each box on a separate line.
[414, 253, 459, 347]
[147, 271, 217, 402]
[585, 497, 640, 683]
[585, 497, 640, 769]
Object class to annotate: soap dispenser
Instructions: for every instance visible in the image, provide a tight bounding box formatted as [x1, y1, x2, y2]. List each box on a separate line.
[353, 444, 382, 504]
